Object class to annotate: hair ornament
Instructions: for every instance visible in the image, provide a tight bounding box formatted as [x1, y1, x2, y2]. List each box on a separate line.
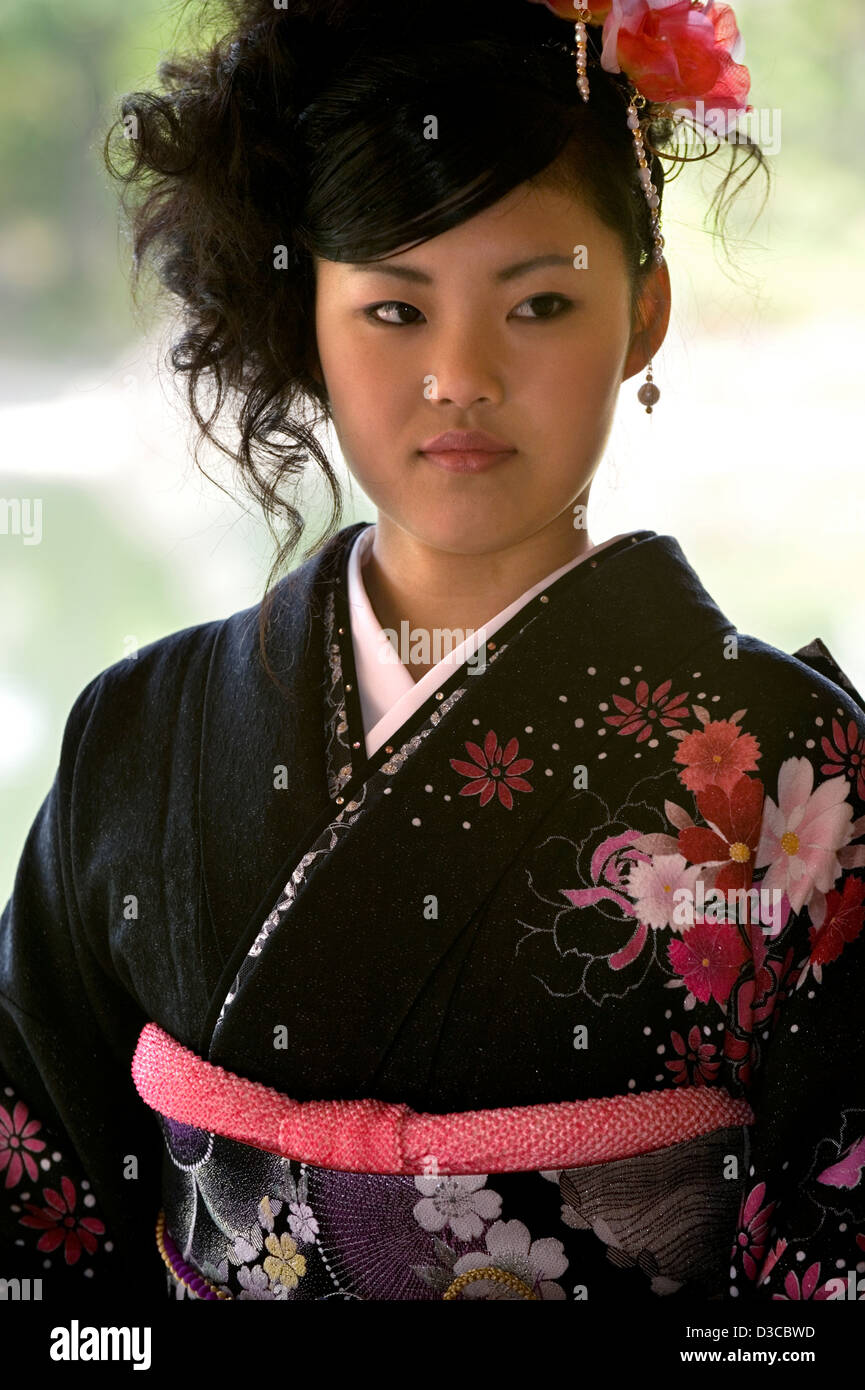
[526, 0, 752, 267]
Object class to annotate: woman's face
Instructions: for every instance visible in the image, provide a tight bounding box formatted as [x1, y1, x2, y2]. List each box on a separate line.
[312, 178, 669, 556]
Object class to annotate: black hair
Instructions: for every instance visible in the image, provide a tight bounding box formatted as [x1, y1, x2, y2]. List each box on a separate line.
[103, 0, 769, 684]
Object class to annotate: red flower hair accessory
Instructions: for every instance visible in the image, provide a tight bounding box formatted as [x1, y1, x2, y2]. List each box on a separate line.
[525, 0, 753, 266]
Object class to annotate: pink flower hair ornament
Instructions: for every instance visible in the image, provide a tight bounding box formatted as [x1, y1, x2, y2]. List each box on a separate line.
[524, 0, 753, 267]
[528, 0, 750, 113]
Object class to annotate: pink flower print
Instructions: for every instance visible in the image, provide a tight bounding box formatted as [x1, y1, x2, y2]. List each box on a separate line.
[757, 1238, 787, 1287]
[773, 1262, 834, 1301]
[664, 1025, 721, 1085]
[604, 677, 689, 742]
[674, 720, 761, 795]
[816, 1135, 865, 1190]
[733, 1181, 776, 1281]
[667, 921, 749, 1006]
[755, 758, 854, 916]
[820, 717, 865, 801]
[450, 730, 533, 809]
[0, 1100, 46, 1189]
[625, 852, 703, 931]
[561, 828, 652, 970]
[19, 1175, 105, 1264]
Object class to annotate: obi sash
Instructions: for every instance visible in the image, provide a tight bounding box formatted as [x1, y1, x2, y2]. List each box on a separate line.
[133, 1022, 753, 1301]
[139, 524, 863, 1301]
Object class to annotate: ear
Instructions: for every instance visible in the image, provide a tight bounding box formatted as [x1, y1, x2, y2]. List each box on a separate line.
[621, 258, 671, 384]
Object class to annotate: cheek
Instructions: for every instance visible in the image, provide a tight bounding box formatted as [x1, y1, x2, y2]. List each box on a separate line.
[530, 338, 624, 427]
[317, 317, 399, 411]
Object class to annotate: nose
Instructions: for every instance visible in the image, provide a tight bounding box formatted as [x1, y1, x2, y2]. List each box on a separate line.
[426, 327, 505, 409]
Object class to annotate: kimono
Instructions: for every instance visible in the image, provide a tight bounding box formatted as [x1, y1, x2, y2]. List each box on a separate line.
[2, 520, 865, 1304]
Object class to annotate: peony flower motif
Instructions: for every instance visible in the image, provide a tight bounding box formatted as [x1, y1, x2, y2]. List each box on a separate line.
[603, 676, 690, 742]
[674, 719, 760, 795]
[676, 774, 764, 894]
[732, 1181, 776, 1282]
[0, 1100, 46, 1189]
[664, 1024, 720, 1085]
[413, 1174, 502, 1241]
[451, 1218, 568, 1300]
[262, 1231, 306, 1290]
[625, 852, 703, 931]
[667, 920, 748, 1006]
[19, 1175, 105, 1264]
[820, 716, 865, 801]
[450, 729, 533, 809]
[528, 0, 750, 125]
[755, 758, 854, 917]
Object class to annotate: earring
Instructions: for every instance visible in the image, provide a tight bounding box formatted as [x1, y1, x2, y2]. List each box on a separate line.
[638, 359, 660, 414]
[574, 9, 591, 103]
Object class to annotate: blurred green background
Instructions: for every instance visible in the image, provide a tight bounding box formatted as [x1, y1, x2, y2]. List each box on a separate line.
[2, 0, 865, 900]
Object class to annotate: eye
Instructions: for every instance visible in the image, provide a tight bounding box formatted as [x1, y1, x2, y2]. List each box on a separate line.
[510, 294, 574, 320]
[363, 301, 424, 326]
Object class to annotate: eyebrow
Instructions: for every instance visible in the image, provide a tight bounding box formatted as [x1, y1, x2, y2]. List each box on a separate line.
[347, 253, 575, 284]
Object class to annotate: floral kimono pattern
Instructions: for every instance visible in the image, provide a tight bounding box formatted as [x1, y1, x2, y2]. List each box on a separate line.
[2, 525, 865, 1301]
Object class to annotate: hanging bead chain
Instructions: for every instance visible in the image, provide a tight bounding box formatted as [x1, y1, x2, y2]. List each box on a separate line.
[573, 7, 592, 102]
[626, 92, 665, 267]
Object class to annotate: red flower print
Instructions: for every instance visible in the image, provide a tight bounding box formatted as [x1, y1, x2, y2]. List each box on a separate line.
[757, 1238, 787, 1287]
[0, 1100, 46, 1189]
[808, 873, 865, 967]
[667, 922, 749, 1006]
[674, 720, 761, 795]
[664, 1025, 720, 1085]
[450, 730, 533, 810]
[820, 717, 865, 800]
[19, 1175, 105, 1264]
[733, 1181, 776, 1281]
[0, 1100, 46, 1188]
[677, 775, 764, 895]
[773, 1262, 833, 1301]
[604, 678, 689, 742]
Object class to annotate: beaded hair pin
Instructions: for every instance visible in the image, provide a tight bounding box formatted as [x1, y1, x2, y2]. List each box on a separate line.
[528, 1, 752, 270]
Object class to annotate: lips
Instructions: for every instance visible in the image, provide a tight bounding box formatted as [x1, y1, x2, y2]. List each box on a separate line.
[419, 430, 514, 453]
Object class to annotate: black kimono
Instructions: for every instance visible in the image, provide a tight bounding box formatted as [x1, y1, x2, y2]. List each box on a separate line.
[2, 523, 865, 1302]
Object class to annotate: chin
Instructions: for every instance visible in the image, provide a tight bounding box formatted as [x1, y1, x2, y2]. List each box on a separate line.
[399, 511, 542, 557]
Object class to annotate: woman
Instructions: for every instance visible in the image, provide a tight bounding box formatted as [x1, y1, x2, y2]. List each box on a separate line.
[2, 0, 864, 1304]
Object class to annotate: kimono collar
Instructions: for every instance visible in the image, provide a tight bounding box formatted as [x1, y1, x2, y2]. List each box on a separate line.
[346, 521, 643, 753]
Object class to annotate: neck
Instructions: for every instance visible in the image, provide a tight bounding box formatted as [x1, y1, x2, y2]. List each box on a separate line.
[360, 507, 595, 681]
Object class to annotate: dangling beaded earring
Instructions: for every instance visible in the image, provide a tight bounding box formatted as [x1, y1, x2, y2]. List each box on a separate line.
[638, 359, 660, 414]
[574, 7, 592, 102]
